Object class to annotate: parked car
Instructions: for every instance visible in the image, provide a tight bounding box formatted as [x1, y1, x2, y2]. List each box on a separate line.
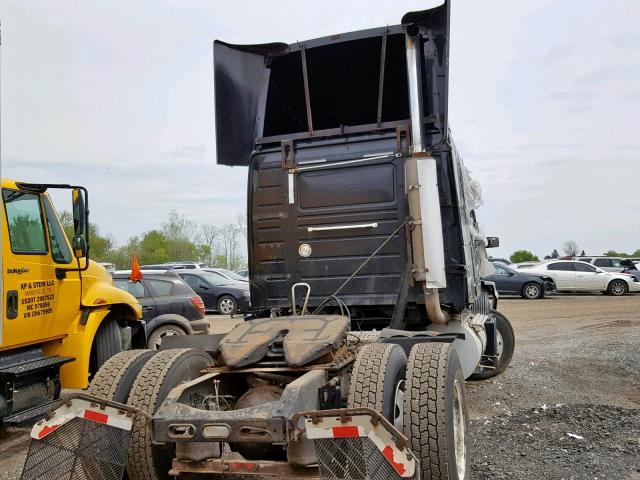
[176, 270, 250, 315]
[512, 261, 540, 270]
[204, 267, 248, 282]
[488, 257, 511, 265]
[234, 269, 248, 279]
[166, 261, 208, 269]
[140, 261, 208, 270]
[621, 259, 640, 281]
[484, 262, 556, 299]
[111, 270, 209, 348]
[522, 260, 640, 296]
[573, 256, 627, 272]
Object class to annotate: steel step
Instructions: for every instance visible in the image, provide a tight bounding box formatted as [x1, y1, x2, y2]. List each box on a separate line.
[3, 399, 59, 425]
[0, 355, 74, 377]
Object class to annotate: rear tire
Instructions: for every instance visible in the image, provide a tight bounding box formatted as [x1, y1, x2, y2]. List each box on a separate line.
[127, 348, 213, 480]
[404, 342, 469, 480]
[348, 343, 407, 428]
[89, 349, 157, 403]
[607, 279, 628, 296]
[146, 324, 187, 350]
[94, 319, 123, 370]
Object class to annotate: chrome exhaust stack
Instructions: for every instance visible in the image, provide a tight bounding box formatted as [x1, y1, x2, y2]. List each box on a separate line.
[405, 25, 449, 324]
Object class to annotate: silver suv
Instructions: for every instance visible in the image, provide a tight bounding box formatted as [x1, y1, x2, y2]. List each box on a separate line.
[573, 256, 626, 272]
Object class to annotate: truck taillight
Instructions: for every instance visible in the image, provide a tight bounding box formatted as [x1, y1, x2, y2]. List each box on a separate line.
[191, 297, 206, 316]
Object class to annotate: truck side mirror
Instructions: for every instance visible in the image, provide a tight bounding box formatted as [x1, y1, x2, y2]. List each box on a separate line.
[72, 188, 86, 236]
[486, 237, 499, 248]
[71, 235, 87, 259]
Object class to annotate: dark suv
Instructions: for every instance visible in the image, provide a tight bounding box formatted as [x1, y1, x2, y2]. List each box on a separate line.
[176, 270, 250, 315]
[111, 270, 209, 348]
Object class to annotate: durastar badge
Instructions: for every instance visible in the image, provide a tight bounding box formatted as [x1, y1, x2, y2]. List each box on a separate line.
[7, 268, 30, 274]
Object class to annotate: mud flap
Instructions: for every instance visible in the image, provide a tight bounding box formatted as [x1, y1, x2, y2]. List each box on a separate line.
[20, 394, 148, 480]
[297, 408, 419, 480]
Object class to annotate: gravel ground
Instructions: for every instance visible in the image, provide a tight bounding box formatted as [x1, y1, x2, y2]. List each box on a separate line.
[469, 294, 640, 479]
[0, 426, 30, 480]
[1, 297, 638, 479]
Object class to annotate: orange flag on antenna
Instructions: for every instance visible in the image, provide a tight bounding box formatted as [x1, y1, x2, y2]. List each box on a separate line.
[130, 255, 143, 282]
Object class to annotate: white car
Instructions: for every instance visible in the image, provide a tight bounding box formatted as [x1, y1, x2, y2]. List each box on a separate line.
[522, 260, 640, 296]
[512, 261, 540, 269]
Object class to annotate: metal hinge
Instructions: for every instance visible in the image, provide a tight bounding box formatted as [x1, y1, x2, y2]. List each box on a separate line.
[280, 139, 296, 170]
[395, 126, 410, 155]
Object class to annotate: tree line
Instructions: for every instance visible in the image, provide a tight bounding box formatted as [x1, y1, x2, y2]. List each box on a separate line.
[59, 213, 639, 270]
[59, 210, 247, 270]
[509, 240, 640, 264]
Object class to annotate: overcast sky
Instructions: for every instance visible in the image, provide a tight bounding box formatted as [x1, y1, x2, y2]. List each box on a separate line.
[1, 0, 638, 259]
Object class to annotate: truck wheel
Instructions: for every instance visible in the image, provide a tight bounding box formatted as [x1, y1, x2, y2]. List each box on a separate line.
[217, 295, 237, 315]
[404, 342, 469, 480]
[348, 343, 407, 429]
[127, 348, 213, 480]
[146, 324, 187, 350]
[93, 319, 123, 370]
[521, 282, 542, 299]
[470, 310, 515, 381]
[89, 349, 157, 403]
[607, 279, 628, 296]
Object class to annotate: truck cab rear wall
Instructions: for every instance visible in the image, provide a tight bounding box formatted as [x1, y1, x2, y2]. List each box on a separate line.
[247, 138, 468, 312]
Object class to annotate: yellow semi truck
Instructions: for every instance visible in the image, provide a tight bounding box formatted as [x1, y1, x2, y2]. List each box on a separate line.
[0, 178, 144, 424]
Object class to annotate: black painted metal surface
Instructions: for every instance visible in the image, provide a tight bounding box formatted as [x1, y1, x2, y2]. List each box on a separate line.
[212, 2, 473, 318]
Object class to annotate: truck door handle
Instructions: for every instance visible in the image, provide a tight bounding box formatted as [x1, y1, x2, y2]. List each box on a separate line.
[307, 222, 379, 232]
[6, 290, 18, 319]
[141, 306, 153, 311]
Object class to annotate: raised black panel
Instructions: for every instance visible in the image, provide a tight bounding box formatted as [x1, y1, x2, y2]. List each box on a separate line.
[298, 164, 395, 209]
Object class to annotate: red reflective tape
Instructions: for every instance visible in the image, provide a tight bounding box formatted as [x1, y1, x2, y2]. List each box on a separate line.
[84, 410, 109, 424]
[38, 424, 61, 439]
[382, 445, 406, 475]
[331, 426, 360, 438]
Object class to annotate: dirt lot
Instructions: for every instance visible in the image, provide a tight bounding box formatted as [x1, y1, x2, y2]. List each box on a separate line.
[469, 294, 640, 479]
[1, 296, 638, 479]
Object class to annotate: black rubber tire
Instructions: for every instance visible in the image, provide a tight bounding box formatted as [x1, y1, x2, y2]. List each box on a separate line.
[470, 310, 515, 381]
[217, 295, 238, 315]
[127, 348, 213, 480]
[404, 342, 469, 480]
[94, 319, 123, 370]
[607, 279, 628, 296]
[88, 349, 157, 403]
[348, 343, 407, 423]
[521, 282, 542, 300]
[146, 324, 187, 350]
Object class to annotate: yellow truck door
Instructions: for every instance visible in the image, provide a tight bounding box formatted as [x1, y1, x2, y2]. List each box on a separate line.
[1, 187, 81, 350]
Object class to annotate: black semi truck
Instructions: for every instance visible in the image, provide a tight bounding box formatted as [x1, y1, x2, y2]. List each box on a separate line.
[213, 1, 512, 379]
